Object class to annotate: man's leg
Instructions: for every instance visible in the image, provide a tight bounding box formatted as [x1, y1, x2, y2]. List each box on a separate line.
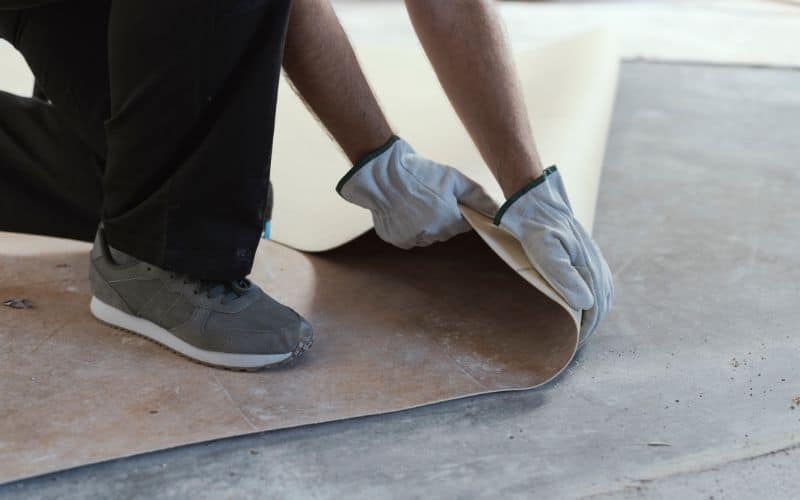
[2, 0, 290, 279]
[1, 1, 313, 369]
[102, 0, 291, 281]
[97, 0, 312, 369]
[0, 2, 108, 241]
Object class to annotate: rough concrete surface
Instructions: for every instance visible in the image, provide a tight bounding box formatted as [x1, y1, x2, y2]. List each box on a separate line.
[1, 62, 799, 500]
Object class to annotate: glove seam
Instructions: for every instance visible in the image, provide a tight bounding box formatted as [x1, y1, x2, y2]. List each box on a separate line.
[335, 135, 401, 196]
[493, 165, 558, 226]
[395, 162, 455, 210]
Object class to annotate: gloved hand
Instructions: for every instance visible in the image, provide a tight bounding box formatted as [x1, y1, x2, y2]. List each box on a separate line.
[336, 136, 498, 249]
[493, 166, 614, 341]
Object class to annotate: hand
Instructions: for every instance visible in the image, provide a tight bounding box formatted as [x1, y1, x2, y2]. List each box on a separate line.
[494, 166, 614, 342]
[337, 136, 498, 249]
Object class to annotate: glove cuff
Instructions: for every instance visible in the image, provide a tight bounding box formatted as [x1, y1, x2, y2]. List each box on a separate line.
[335, 135, 402, 196]
[493, 165, 558, 225]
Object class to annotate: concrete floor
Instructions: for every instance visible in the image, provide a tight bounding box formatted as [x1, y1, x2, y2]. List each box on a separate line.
[1, 62, 799, 499]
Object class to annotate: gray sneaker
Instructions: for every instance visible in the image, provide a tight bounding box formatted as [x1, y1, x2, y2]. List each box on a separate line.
[88, 228, 313, 370]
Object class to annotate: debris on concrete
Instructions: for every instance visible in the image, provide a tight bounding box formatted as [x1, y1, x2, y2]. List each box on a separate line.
[647, 442, 672, 447]
[2, 298, 33, 309]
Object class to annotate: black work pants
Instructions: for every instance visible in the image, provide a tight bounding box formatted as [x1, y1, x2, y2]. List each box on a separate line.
[0, 0, 291, 280]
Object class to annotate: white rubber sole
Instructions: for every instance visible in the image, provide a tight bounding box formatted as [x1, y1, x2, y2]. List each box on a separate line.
[90, 296, 292, 369]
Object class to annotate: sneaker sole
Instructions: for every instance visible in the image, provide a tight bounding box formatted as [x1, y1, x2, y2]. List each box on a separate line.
[90, 296, 312, 370]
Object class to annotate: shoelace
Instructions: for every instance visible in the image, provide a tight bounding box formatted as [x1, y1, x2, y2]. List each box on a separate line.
[136, 252, 251, 305]
[179, 276, 252, 304]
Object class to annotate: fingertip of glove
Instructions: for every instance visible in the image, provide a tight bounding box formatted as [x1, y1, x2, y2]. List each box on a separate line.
[572, 294, 594, 312]
[564, 276, 594, 311]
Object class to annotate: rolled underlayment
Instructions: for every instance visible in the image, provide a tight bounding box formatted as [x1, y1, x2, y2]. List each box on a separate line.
[0, 30, 617, 483]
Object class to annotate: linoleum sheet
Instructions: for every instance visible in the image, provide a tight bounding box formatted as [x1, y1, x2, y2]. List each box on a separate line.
[0, 30, 617, 484]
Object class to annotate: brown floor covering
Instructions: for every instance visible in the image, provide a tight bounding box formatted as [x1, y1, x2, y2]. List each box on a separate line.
[0, 230, 576, 483]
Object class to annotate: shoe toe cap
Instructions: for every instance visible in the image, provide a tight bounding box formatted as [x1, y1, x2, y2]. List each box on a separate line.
[204, 297, 313, 355]
[268, 311, 314, 354]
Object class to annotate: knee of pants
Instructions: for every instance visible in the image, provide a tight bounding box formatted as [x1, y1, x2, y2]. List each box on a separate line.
[0, 11, 21, 45]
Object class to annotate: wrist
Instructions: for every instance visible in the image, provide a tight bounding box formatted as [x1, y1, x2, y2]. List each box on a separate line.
[500, 164, 545, 199]
[494, 165, 558, 225]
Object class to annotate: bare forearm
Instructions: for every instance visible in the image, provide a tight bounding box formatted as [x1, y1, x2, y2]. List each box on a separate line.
[405, 0, 544, 197]
[283, 0, 392, 163]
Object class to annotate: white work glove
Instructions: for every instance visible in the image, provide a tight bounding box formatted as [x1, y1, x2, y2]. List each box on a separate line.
[494, 166, 614, 342]
[336, 136, 498, 249]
